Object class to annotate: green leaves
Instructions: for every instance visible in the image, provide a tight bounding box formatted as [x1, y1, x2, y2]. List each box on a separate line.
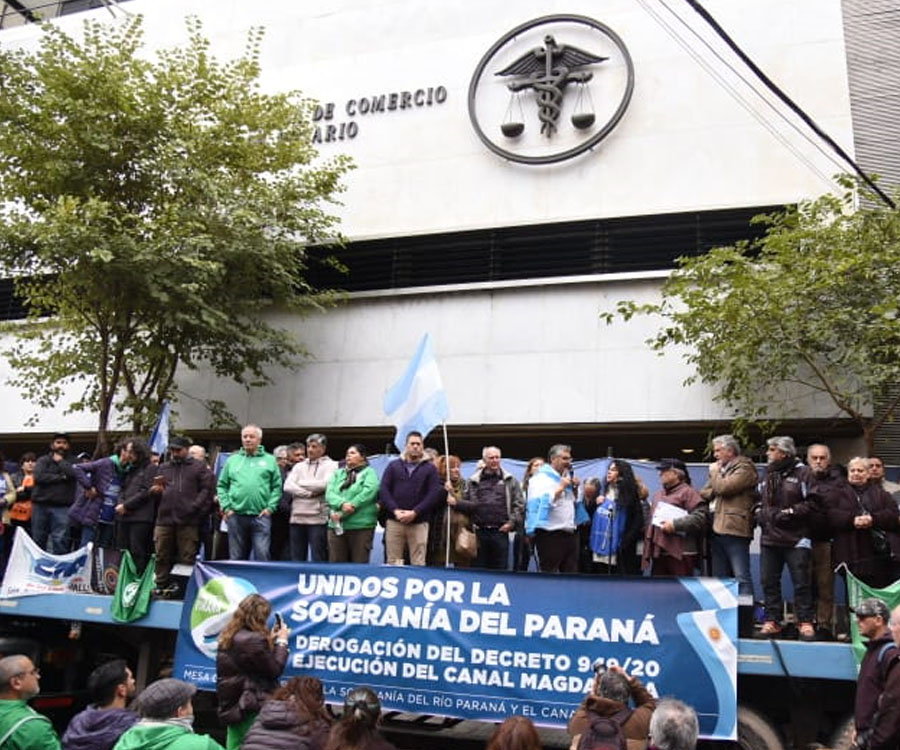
[0, 15, 352, 447]
[605, 180, 900, 447]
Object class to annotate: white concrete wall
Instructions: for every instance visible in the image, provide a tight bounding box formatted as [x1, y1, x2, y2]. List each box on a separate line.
[0, 275, 845, 434]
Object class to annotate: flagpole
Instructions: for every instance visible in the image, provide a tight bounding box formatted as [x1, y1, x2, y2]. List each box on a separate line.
[443, 421, 452, 568]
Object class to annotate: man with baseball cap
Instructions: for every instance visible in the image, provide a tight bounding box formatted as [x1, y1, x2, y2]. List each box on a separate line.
[643, 459, 708, 577]
[113, 678, 223, 750]
[854, 598, 898, 750]
[152, 437, 215, 599]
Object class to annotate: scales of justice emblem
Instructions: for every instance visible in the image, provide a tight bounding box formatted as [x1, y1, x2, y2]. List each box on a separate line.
[468, 15, 634, 165]
[496, 34, 606, 138]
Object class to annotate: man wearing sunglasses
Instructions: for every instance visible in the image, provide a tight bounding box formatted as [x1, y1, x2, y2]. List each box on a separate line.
[855, 599, 900, 750]
[0, 654, 61, 749]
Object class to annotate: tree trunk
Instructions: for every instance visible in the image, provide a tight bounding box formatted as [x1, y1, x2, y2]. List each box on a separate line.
[94, 404, 111, 457]
[862, 423, 875, 456]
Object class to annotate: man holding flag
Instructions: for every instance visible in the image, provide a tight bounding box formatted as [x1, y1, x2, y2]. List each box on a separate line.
[381, 334, 449, 566]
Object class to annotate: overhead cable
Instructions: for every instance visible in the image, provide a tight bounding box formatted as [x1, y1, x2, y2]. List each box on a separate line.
[634, 0, 839, 189]
[681, 0, 895, 209]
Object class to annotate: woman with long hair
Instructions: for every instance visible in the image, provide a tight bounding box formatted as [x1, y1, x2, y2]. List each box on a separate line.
[486, 716, 543, 750]
[515, 458, 545, 571]
[325, 686, 395, 750]
[242, 676, 331, 750]
[216, 593, 289, 750]
[114, 437, 155, 572]
[591, 460, 645, 575]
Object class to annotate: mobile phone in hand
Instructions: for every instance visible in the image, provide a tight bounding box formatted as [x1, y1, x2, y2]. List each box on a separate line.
[274, 612, 285, 631]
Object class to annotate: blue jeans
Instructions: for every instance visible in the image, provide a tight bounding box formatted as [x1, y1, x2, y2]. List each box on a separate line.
[475, 528, 510, 570]
[289, 523, 327, 562]
[711, 533, 754, 599]
[78, 523, 115, 549]
[761, 543, 813, 622]
[226, 513, 271, 561]
[31, 505, 70, 554]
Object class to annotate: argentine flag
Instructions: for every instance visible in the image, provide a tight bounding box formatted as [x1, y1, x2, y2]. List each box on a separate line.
[149, 399, 171, 456]
[384, 334, 449, 452]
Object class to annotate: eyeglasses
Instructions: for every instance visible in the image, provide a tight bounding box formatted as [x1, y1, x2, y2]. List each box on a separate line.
[13, 668, 39, 678]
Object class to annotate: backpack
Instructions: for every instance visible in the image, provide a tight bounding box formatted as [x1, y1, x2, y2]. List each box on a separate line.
[577, 707, 632, 750]
[876, 640, 898, 683]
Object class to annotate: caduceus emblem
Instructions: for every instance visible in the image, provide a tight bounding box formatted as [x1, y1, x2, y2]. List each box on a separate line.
[496, 34, 607, 137]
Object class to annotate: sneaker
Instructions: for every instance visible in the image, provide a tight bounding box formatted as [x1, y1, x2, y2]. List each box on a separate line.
[756, 620, 782, 638]
[798, 622, 816, 641]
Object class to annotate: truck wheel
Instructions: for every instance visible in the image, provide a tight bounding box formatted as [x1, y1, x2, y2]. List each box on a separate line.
[738, 705, 785, 750]
[828, 715, 855, 750]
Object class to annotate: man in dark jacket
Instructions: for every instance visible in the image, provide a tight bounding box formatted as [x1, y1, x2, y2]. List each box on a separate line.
[379, 431, 442, 566]
[855, 598, 897, 750]
[152, 437, 214, 598]
[568, 666, 656, 750]
[32, 432, 78, 553]
[450, 445, 524, 570]
[866, 603, 900, 750]
[757, 436, 816, 640]
[62, 659, 137, 750]
[806, 443, 852, 640]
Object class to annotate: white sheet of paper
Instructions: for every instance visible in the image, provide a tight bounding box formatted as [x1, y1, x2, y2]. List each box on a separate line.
[652, 501, 689, 527]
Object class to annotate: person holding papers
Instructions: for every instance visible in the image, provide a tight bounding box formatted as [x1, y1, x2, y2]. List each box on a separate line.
[642, 459, 708, 577]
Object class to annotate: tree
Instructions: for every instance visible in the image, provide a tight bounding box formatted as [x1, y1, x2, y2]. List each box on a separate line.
[604, 182, 900, 452]
[0, 16, 352, 452]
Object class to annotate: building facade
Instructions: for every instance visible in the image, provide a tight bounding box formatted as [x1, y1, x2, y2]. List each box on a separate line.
[0, 0, 878, 460]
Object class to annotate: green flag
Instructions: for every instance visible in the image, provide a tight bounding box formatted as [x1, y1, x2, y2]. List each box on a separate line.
[845, 568, 900, 668]
[111, 551, 155, 623]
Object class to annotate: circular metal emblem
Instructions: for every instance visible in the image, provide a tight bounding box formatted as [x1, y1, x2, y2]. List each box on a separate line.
[468, 14, 635, 165]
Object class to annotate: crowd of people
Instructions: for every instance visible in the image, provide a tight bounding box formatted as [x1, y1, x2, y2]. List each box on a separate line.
[3, 426, 900, 640]
[0, 587, 703, 750]
[6, 423, 900, 748]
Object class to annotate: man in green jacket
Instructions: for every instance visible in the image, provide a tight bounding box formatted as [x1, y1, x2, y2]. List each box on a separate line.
[113, 678, 223, 750]
[216, 424, 282, 561]
[0, 654, 61, 750]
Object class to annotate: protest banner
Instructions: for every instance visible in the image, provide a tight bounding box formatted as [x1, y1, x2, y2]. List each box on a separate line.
[0, 530, 93, 597]
[174, 562, 737, 739]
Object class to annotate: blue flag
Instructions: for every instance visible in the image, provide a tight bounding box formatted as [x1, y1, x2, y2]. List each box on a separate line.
[149, 400, 171, 456]
[383, 334, 448, 452]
